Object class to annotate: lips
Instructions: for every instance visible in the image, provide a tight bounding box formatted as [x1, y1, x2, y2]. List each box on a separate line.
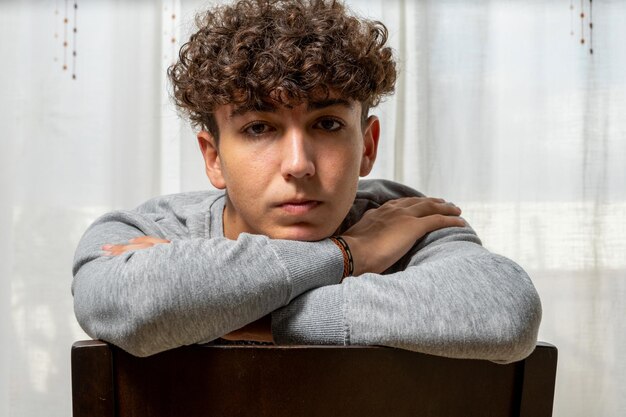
[277, 200, 321, 215]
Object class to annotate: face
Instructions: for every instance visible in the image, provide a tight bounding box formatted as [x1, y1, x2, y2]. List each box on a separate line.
[198, 97, 380, 241]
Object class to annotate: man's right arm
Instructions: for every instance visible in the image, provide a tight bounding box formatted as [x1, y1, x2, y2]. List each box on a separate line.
[271, 198, 541, 363]
[71, 210, 344, 357]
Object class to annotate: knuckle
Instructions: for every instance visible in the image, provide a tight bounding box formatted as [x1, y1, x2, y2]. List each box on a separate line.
[434, 214, 447, 224]
[429, 214, 451, 228]
[420, 200, 439, 211]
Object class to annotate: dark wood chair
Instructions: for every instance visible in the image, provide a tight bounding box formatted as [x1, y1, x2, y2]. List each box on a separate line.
[72, 340, 557, 417]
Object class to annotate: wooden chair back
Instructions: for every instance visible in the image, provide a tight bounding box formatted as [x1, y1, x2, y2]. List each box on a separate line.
[72, 340, 557, 417]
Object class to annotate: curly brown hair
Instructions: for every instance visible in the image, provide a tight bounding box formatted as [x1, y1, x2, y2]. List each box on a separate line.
[168, 0, 397, 139]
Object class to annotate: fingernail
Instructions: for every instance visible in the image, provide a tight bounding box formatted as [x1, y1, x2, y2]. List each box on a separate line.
[102, 244, 112, 250]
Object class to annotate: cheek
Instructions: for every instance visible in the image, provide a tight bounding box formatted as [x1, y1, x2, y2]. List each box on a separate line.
[221, 151, 272, 201]
[321, 140, 363, 179]
[316, 147, 361, 215]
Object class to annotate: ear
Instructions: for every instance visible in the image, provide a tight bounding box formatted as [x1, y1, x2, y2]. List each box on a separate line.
[197, 131, 226, 189]
[359, 115, 380, 177]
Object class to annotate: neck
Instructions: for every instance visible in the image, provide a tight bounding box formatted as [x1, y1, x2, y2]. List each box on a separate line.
[223, 196, 243, 240]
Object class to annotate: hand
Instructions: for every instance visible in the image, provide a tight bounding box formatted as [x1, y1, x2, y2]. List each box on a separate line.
[102, 236, 171, 256]
[340, 197, 465, 276]
[221, 314, 274, 343]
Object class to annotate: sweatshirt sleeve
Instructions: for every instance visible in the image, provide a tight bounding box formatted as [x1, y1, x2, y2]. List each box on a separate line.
[71, 210, 344, 357]
[270, 224, 542, 364]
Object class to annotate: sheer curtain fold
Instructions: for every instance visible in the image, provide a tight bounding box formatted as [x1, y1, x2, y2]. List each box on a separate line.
[0, 124, 15, 417]
[1, 1, 624, 416]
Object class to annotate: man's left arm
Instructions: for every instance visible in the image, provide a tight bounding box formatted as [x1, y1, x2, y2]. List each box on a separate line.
[271, 223, 542, 364]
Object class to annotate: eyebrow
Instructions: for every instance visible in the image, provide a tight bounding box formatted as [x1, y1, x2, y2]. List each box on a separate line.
[229, 103, 276, 119]
[229, 98, 353, 119]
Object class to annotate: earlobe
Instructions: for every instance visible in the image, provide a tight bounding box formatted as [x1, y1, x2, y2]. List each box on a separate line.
[197, 131, 226, 189]
[359, 116, 380, 177]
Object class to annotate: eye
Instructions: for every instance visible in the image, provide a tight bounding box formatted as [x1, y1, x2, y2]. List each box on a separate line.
[315, 118, 344, 132]
[242, 122, 274, 137]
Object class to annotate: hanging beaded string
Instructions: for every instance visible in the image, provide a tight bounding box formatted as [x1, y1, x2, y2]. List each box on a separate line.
[54, 0, 59, 64]
[171, 0, 177, 65]
[54, 0, 77, 78]
[63, 0, 68, 72]
[163, 2, 167, 62]
[72, 1, 78, 79]
[571, 0, 594, 55]
[589, 0, 593, 54]
[163, 0, 178, 65]
[569, 0, 574, 36]
[580, 0, 585, 45]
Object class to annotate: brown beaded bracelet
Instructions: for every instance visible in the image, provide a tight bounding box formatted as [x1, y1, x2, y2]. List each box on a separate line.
[329, 236, 354, 280]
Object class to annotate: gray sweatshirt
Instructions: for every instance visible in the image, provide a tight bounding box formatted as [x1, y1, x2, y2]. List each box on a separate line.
[72, 179, 541, 362]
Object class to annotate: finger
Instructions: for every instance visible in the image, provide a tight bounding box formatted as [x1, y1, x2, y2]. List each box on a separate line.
[417, 214, 466, 234]
[110, 243, 153, 255]
[406, 200, 462, 218]
[129, 236, 170, 244]
[104, 242, 155, 256]
[102, 237, 164, 250]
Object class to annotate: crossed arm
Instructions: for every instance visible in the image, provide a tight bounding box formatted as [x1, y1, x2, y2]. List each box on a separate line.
[99, 197, 465, 343]
[76, 196, 540, 362]
[104, 234, 275, 343]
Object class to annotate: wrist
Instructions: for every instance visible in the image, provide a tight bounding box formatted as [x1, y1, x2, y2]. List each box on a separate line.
[329, 236, 353, 280]
[332, 235, 363, 277]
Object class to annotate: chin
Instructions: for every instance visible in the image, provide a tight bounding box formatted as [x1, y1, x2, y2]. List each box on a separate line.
[272, 224, 335, 242]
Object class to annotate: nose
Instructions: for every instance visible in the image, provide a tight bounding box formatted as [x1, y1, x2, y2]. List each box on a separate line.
[280, 128, 315, 180]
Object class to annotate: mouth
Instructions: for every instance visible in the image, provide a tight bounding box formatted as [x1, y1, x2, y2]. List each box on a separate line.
[276, 200, 321, 215]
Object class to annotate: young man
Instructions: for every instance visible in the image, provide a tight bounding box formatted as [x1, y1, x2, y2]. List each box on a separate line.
[72, 0, 541, 362]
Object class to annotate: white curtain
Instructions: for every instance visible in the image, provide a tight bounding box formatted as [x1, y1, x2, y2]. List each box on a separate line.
[1, 0, 624, 416]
